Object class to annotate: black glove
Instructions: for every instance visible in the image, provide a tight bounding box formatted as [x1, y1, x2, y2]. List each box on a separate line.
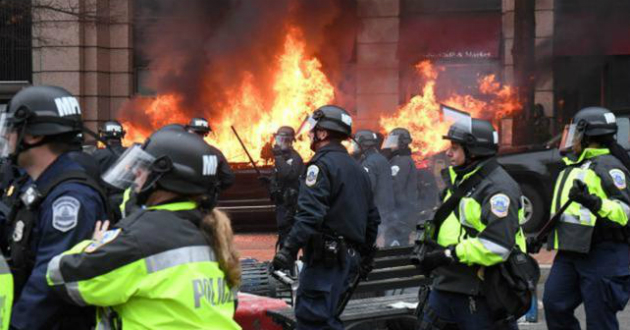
[526, 237, 544, 254]
[272, 247, 296, 271]
[272, 145, 283, 156]
[569, 180, 602, 213]
[420, 244, 456, 273]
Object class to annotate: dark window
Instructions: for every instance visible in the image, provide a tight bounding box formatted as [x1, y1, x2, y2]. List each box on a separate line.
[0, 0, 32, 81]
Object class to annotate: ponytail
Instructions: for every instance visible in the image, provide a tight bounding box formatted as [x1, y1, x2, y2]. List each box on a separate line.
[598, 135, 630, 172]
[196, 195, 241, 289]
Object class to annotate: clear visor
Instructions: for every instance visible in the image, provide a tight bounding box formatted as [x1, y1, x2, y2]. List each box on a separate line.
[102, 144, 156, 190]
[559, 124, 580, 151]
[274, 135, 293, 150]
[348, 140, 361, 155]
[382, 134, 399, 150]
[0, 113, 16, 158]
[296, 115, 318, 137]
[441, 104, 472, 135]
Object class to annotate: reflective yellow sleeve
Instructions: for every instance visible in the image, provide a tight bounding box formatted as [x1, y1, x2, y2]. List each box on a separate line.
[455, 238, 507, 267]
[598, 198, 630, 226]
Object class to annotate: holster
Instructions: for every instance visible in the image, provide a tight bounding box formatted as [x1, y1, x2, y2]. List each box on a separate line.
[304, 233, 347, 268]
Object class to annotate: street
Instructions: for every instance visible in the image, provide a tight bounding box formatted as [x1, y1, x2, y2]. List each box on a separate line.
[235, 233, 630, 329]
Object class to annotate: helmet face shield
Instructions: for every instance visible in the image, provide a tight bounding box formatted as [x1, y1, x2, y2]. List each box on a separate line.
[297, 115, 318, 137]
[559, 124, 581, 152]
[0, 113, 18, 158]
[381, 134, 399, 150]
[274, 135, 293, 150]
[102, 144, 156, 191]
[348, 139, 361, 155]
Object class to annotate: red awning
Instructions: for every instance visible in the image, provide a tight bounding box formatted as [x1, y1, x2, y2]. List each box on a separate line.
[555, 11, 630, 56]
[398, 12, 502, 62]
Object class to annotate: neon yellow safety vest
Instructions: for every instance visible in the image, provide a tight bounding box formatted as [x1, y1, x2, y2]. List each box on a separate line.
[47, 201, 241, 330]
[432, 162, 526, 295]
[550, 148, 630, 253]
[0, 257, 12, 330]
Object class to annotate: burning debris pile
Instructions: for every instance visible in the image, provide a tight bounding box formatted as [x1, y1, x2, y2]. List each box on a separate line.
[380, 61, 522, 159]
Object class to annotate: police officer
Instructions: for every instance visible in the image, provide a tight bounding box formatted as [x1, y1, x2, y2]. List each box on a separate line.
[418, 118, 525, 330]
[46, 125, 241, 329]
[272, 105, 381, 329]
[352, 130, 397, 246]
[266, 126, 304, 247]
[0, 255, 13, 330]
[381, 128, 418, 246]
[93, 120, 126, 175]
[92, 121, 127, 222]
[539, 107, 630, 330]
[186, 117, 235, 192]
[0, 85, 108, 329]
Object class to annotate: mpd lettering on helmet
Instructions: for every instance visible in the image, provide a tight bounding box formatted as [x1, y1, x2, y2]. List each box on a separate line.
[54, 97, 81, 117]
[106, 125, 122, 132]
[202, 155, 218, 176]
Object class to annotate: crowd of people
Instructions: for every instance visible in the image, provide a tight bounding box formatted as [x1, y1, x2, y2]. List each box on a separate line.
[0, 84, 627, 330]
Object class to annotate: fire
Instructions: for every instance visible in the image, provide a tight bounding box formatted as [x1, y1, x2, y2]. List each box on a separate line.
[122, 27, 334, 164]
[208, 28, 333, 163]
[379, 60, 521, 159]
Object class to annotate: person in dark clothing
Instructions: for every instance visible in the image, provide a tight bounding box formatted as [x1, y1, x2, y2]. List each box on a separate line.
[352, 129, 397, 246]
[272, 105, 380, 330]
[382, 128, 418, 246]
[92, 120, 127, 175]
[0, 85, 108, 330]
[92, 121, 127, 221]
[186, 117, 235, 192]
[264, 126, 304, 248]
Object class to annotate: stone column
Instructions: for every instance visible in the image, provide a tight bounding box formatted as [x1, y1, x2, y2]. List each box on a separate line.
[31, 0, 133, 134]
[355, 0, 400, 131]
[534, 0, 554, 119]
[502, 0, 516, 86]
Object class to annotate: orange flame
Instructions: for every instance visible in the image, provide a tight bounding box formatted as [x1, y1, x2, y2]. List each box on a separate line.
[122, 27, 334, 164]
[380, 60, 521, 159]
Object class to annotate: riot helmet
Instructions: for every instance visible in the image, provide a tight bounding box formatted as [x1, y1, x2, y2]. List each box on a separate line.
[382, 128, 412, 150]
[299, 105, 352, 137]
[186, 117, 211, 137]
[274, 126, 295, 150]
[0, 85, 83, 158]
[103, 125, 220, 206]
[443, 118, 498, 158]
[350, 129, 378, 156]
[559, 107, 617, 152]
[99, 120, 126, 140]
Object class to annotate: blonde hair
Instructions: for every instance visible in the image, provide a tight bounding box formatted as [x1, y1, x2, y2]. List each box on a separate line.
[200, 208, 241, 289]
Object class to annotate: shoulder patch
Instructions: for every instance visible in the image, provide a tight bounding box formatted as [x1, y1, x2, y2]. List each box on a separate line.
[391, 165, 400, 177]
[287, 158, 294, 166]
[609, 169, 627, 189]
[305, 165, 320, 187]
[364, 166, 369, 173]
[490, 194, 510, 218]
[85, 228, 122, 253]
[52, 196, 80, 232]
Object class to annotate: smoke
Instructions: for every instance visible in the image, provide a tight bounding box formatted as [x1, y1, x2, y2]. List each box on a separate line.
[120, 0, 357, 130]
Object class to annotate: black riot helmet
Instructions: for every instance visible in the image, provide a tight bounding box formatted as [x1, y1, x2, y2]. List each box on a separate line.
[443, 119, 498, 157]
[103, 125, 220, 206]
[0, 85, 84, 158]
[560, 107, 618, 152]
[186, 117, 211, 137]
[274, 126, 296, 150]
[99, 120, 126, 140]
[302, 105, 353, 137]
[354, 130, 379, 149]
[382, 128, 412, 150]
